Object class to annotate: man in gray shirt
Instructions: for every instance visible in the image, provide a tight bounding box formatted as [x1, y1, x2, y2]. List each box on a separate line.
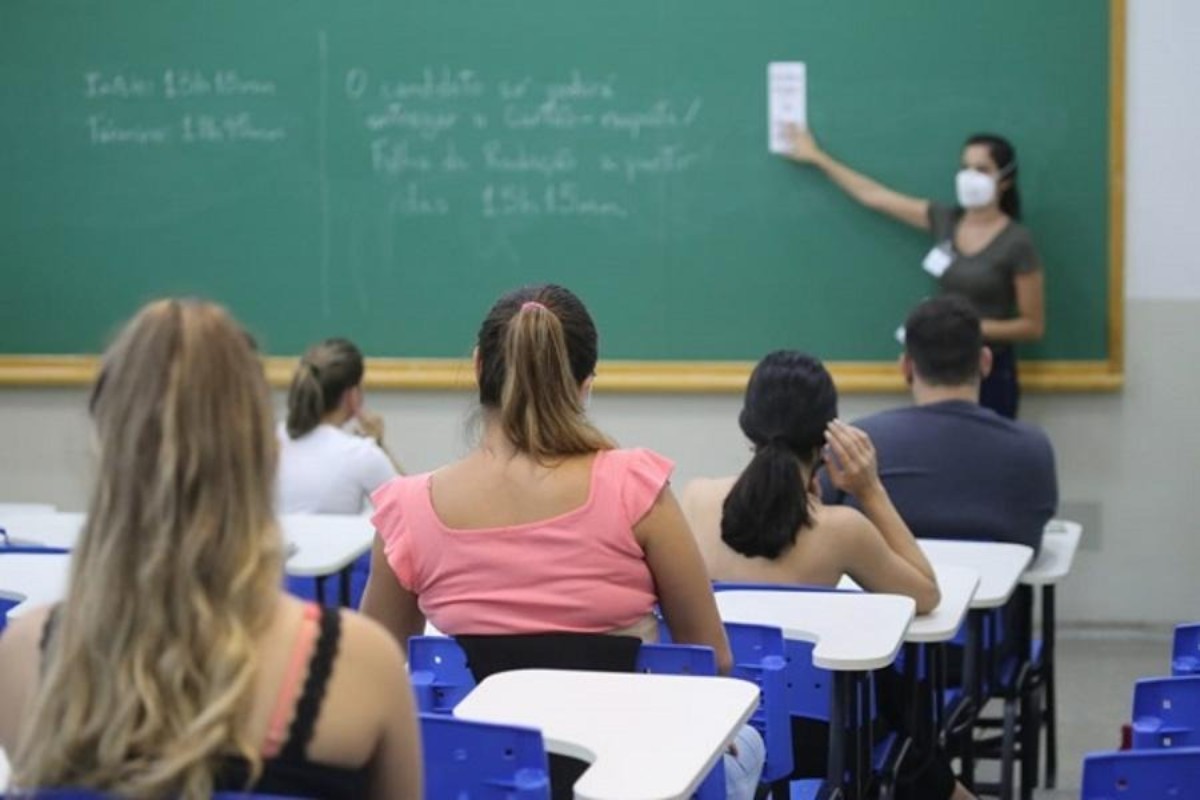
[821, 295, 1057, 552]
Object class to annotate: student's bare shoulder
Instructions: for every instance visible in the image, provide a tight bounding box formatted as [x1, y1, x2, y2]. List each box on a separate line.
[0, 605, 54, 654]
[810, 502, 874, 540]
[680, 475, 738, 505]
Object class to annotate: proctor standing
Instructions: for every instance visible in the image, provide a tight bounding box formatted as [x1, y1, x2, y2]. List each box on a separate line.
[785, 127, 1044, 419]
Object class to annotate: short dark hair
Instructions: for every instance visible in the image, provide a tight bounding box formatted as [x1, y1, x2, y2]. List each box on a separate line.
[904, 296, 983, 386]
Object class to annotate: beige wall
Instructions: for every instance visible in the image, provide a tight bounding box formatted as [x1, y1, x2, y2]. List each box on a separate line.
[1, 0, 1196, 625]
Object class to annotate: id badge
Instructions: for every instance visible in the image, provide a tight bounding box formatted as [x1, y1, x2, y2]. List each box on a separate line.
[922, 243, 954, 278]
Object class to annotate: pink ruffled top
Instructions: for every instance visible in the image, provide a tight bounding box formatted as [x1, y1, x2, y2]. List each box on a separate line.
[371, 448, 673, 635]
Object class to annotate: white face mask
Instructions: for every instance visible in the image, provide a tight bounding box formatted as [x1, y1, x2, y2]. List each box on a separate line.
[956, 169, 997, 209]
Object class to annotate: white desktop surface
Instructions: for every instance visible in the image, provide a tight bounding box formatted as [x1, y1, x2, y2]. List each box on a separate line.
[455, 669, 759, 800]
[918, 540, 1033, 609]
[1022, 521, 1083, 586]
[1, 515, 374, 619]
[0, 552, 71, 619]
[837, 564, 980, 644]
[714, 590, 913, 671]
[0, 746, 9, 792]
[0, 512, 372, 577]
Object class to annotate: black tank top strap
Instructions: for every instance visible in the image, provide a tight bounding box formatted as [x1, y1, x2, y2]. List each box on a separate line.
[279, 605, 343, 761]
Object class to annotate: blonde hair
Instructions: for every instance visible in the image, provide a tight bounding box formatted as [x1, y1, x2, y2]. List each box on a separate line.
[13, 299, 284, 799]
[476, 285, 613, 460]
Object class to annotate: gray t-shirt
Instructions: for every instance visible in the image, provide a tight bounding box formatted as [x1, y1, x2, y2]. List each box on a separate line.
[928, 202, 1042, 321]
[819, 400, 1057, 553]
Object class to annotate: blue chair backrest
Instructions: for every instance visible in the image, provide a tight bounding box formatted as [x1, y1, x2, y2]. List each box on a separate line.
[409, 635, 477, 714]
[725, 622, 792, 783]
[1081, 747, 1200, 799]
[1131, 676, 1200, 750]
[420, 713, 550, 799]
[636, 642, 718, 675]
[1173, 623, 1200, 676]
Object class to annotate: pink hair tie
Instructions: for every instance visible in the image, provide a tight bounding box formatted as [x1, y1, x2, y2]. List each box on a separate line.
[521, 301, 548, 312]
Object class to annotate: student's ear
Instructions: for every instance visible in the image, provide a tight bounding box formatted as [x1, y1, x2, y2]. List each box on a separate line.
[899, 353, 915, 386]
[343, 385, 364, 417]
[579, 374, 595, 409]
[979, 346, 994, 379]
[472, 346, 482, 383]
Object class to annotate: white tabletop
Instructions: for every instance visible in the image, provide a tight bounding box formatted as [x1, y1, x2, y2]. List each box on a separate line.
[714, 590, 914, 671]
[455, 669, 759, 800]
[0, 512, 373, 578]
[0, 746, 9, 792]
[281, 514, 374, 576]
[1022, 520, 1083, 586]
[0, 552, 71, 619]
[918, 540, 1033, 610]
[0, 511, 84, 549]
[837, 564, 980, 644]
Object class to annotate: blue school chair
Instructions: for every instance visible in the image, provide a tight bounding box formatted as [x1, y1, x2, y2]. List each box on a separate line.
[420, 713, 551, 799]
[407, 635, 728, 800]
[1172, 623, 1200, 676]
[1131, 676, 1200, 750]
[723, 623, 792, 793]
[1081, 747, 1200, 799]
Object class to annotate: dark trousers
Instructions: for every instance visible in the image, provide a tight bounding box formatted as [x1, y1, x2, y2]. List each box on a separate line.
[981, 344, 1019, 419]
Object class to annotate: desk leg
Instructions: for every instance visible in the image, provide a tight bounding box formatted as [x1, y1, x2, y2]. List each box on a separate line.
[828, 671, 849, 797]
[314, 575, 327, 607]
[339, 567, 352, 607]
[960, 610, 981, 790]
[850, 673, 864, 800]
[1043, 586, 1057, 788]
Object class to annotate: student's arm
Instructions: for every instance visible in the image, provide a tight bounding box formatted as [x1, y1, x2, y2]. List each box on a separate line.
[359, 535, 426, 645]
[635, 486, 734, 675]
[340, 614, 423, 800]
[823, 420, 940, 613]
[0, 607, 52, 752]
[981, 270, 1045, 343]
[356, 410, 406, 475]
[785, 126, 931, 231]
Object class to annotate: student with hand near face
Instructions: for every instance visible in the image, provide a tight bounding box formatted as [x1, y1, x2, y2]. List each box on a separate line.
[278, 338, 403, 514]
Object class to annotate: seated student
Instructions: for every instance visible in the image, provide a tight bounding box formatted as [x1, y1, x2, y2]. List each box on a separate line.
[0, 300, 421, 800]
[360, 284, 761, 799]
[682, 350, 974, 800]
[820, 295, 1057, 553]
[278, 337, 402, 515]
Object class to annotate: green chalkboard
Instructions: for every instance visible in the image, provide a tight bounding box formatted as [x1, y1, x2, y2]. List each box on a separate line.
[1, 0, 1119, 383]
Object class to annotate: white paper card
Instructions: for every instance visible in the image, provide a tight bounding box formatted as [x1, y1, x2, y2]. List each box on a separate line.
[922, 244, 954, 278]
[768, 62, 807, 154]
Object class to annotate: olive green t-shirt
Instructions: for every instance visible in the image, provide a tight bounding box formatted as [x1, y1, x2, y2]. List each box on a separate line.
[927, 202, 1042, 321]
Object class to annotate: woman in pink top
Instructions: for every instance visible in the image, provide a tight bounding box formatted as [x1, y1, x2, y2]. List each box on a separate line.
[361, 284, 732, 674]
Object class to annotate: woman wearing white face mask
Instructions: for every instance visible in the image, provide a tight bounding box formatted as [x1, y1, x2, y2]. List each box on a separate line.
[783, 128, 1044, 419]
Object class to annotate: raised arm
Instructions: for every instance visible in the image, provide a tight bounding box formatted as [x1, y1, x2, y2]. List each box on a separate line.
[635, 486, 734, 675]
[785, 126, 931, 231]
[823, 420, 940, 613]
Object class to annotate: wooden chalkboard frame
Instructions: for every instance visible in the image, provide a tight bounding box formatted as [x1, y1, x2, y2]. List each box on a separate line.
[0, 0, 1124, 394]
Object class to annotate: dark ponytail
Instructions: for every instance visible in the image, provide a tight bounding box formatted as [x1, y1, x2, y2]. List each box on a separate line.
[721, 351, 838, 559]
[477, 285, 613, 460]
[285, 338, 364, 439]
[966, 133, 1021, 220]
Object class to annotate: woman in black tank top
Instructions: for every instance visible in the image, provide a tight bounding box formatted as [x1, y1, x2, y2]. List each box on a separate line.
[0, 300, 421, 799]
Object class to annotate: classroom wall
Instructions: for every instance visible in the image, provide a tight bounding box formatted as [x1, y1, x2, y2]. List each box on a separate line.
[1, 0, 1196, 626]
